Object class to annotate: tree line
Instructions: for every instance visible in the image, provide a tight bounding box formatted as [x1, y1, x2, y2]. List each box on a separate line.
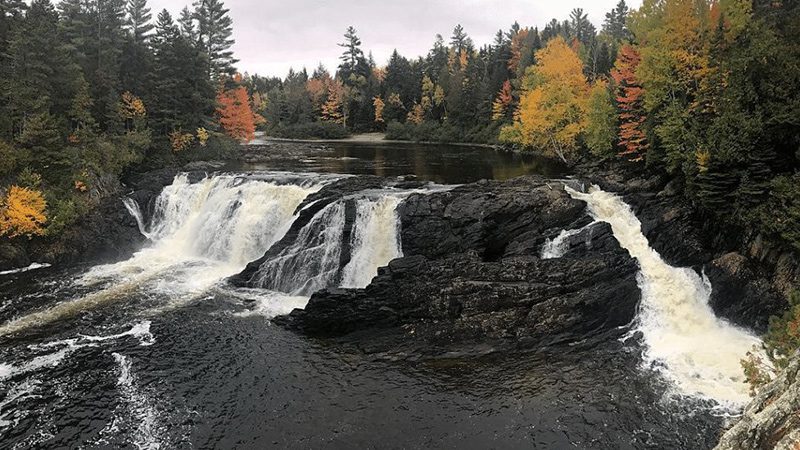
[0, 0, 259, 238]
[250, 0, 799, 255]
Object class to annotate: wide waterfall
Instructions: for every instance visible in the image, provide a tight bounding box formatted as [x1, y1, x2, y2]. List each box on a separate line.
[0, 173, 409, 336]
[565, 185, 764, 406]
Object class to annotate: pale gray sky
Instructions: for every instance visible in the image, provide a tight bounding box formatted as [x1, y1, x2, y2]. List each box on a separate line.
[147, 0, 643, 77]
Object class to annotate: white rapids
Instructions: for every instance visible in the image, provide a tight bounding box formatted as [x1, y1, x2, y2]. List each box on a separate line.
[0, 174, 319, 336]
[565, 185, 765, 407]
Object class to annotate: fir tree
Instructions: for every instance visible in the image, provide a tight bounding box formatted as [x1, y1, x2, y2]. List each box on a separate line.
[194, 0, 237, 79]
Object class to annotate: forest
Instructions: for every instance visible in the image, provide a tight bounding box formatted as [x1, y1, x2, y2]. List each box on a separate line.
[0, 0, 258, 240]
[0, 0, 798, 278]
[251, 0, 800, 257]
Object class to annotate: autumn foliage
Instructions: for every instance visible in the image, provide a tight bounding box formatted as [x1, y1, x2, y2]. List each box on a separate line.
[611, 45, 648, 161]
[0, 186, 48, 238]
[216, 75, 260, 142]
[500, 37, 589, 162]
[491, 80, 514, 121]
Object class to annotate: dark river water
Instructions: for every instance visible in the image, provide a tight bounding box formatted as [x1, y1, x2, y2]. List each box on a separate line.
[0, 143, 732, 449]
[237, 141, 569, 184]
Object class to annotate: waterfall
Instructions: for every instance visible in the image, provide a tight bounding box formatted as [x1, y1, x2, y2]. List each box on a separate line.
[540, 222, 596, 259]
[0, 174, 319, 336]
[340, 196, 403, 288]
[252, 201, 347, 295]
[566, 185, 764, 406]
[251, 193, 404, 295]
[122, 198, 150, 240]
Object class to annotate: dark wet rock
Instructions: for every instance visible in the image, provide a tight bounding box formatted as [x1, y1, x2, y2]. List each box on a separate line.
[274, 184, 640, 357]
[715, 354, 800, 450]
[275, 245, 639, 356]
[557, 222, 623, 258]
[0, 242, 30, 271]
[398, 177, 586, 261]
[704, 252, 787, 334]
[27, 192, 145, 266]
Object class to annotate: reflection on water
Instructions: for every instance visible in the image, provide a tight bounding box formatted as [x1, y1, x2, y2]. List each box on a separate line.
[239, 142, 568, 184]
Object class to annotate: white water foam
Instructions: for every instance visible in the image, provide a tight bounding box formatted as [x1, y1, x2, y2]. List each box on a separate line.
[540, 221, 598, 259]
[565, 185, 765, 407]
[0, 174, 318, 336]
[111, 353, 164, 449]
[0, 263, 51, 277]
[0, 322, 154, 382]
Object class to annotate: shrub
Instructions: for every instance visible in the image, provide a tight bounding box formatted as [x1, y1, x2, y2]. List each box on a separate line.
[0, 185, 48, 238]
[268, 122, 351, 140]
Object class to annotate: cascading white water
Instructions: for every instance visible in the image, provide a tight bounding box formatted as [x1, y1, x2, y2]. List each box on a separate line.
[252, 193, 404, 295]
[565, 185, 764, 406]
[122, 198, 150, 240]
[340, 196, 403, 288]
[253, 201, 347, 295]
[540, 221, 597, 259]
[0, 174, 318, 336]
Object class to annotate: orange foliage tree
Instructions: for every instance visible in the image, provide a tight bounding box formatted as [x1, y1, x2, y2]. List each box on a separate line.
[0, 186, 48, 238]
[611, 45, 648, 161]
[216, 75, 260, 142]
[491, 80, 514, 121]
[373, 96, 385, 124]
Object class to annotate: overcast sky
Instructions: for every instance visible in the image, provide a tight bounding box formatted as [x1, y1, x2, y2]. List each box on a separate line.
[147, 0, 642, 77]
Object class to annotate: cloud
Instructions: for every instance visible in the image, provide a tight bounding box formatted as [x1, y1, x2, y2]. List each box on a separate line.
[146, 0, 642, 76]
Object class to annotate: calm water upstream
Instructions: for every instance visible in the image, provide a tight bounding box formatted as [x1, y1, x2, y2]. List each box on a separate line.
[0, 144, 732, 449]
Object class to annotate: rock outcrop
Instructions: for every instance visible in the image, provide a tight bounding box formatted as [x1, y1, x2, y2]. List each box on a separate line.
[273, 176, 641, 358]
[715, 355, 800, 450]
[704, 252, 786, 333]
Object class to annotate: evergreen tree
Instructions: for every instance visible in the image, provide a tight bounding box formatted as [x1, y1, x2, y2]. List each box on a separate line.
[449, 24, 472, 52]
[337, 26, 367, 82]
[121, 0, 154, 97]
[194, 0, 237, 78]
[125, 0, 153, 43]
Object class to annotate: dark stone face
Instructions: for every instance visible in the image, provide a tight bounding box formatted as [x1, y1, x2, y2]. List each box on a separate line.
[273, 176, 641, 358]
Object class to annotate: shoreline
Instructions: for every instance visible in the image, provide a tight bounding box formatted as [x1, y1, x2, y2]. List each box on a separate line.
[249, 132, 501, 150]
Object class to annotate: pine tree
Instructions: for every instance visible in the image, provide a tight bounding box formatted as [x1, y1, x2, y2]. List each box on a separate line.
[194, 0, 237, 79]
[121, 0, 154, 97]
[178, 6, 197, 41]
[337, 26, 366, 82]
[125, 0, 153, 43]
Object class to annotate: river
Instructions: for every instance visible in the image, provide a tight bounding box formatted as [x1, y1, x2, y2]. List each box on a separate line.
[0, 142, 759, 449]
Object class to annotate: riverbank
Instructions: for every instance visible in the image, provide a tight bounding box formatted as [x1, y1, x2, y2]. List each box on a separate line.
[251, 132, 500, 149]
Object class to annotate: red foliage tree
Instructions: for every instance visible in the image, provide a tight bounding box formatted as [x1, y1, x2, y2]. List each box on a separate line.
[216, 75, 259, 142]
[611, 45, 648, 161]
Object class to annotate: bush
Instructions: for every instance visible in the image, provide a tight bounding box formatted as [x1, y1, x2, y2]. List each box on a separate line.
[385, 120, 500, 145]
[268, 122, 351, 140]
[764, 289, 800, 368]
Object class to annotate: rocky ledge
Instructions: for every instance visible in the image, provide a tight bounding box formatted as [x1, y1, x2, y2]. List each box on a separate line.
[715, 355, 800, 450]
[273, 176, 641, 358]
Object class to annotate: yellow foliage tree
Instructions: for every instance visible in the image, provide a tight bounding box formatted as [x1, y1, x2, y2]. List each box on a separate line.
[407, 103, 424, 125]
[0, 186, 48, 238]
[373, 96, 385, 123]
[500, 37, 589, 162]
